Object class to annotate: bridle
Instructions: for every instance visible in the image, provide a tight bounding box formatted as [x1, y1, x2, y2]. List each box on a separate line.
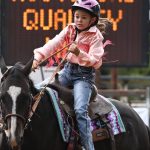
[0, 94, 33, 132]
[4, 114, 26, 129]
[0, 67, 34, 132]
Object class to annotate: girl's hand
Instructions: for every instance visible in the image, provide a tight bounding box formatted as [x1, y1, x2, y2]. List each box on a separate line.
[32, 59, 40, 69]
[68, 42, 80, 56]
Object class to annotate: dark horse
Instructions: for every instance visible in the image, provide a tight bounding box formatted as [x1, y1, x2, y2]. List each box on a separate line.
[0, 57, 150, 150]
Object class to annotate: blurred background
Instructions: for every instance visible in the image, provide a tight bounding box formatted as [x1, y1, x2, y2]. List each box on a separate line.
[0, 0, 150, 126]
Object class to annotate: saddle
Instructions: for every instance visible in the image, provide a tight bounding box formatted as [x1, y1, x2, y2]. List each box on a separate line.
[47, 82, 116, 150]
[58, 86, 116, 150]
[60, 85, 113, 119]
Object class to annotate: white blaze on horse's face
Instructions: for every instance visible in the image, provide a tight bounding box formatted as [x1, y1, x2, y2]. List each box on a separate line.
[5, 86, 21, 139]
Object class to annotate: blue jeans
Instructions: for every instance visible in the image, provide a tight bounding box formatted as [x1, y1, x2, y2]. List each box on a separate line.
[58, 62, 95, 150]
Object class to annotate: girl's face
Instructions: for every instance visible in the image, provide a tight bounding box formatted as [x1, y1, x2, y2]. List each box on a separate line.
[74, 9, 96, 30]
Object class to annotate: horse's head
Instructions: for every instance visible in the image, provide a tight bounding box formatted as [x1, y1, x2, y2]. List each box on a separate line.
[0, 56, 33, 150]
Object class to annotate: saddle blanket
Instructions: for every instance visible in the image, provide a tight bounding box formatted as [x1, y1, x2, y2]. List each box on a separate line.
[91, 100, 126, 135]
[46, 88, 126, 142]
[106, 101, 126, 135]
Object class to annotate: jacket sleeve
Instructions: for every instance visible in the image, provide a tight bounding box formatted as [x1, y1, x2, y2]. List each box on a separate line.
[78, 36, 104, 69]
[34, 26, 69, 62]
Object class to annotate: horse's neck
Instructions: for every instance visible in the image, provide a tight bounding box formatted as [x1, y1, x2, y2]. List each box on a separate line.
[48, 83, 73, 101]
[29, 80, 39, 96]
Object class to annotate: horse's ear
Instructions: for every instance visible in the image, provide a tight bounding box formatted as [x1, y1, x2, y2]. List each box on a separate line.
[23, 56, 34, 76]
[0, 55, 8, 74]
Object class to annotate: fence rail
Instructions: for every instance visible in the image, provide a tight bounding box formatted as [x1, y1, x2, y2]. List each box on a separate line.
[98, 89, 146, 97]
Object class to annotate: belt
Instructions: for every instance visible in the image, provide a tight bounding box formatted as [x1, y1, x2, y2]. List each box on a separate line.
[66, 62, 93, 70]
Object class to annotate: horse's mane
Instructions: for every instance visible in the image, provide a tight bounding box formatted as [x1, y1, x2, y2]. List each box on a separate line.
[28, 78, 39, 96]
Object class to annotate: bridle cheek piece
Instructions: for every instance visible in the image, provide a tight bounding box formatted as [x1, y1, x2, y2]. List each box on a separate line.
[0, 96, 33, 131]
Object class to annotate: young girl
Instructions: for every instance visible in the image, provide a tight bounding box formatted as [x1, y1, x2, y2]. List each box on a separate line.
[32, 0, 111, 149]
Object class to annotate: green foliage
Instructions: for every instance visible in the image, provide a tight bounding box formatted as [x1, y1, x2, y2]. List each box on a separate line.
[118, 67, 150, 76]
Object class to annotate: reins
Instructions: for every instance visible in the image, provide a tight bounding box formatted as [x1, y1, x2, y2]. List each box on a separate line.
[30, 46, 71, 119]
[32, 42, 73, 72]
